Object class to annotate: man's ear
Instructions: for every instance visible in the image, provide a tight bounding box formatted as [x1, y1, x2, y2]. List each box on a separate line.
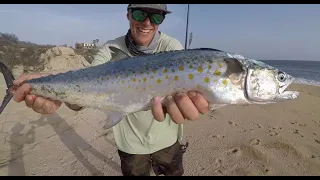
[126, 11, 130, 20]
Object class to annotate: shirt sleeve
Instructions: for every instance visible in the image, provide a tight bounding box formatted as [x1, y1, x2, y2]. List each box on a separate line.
[165, 38, 184, 51]
[91, 44, 113, 66]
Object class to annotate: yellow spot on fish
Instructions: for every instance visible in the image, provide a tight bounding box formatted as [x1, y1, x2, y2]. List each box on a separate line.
[197, 67, 203, 73]
[174, 76, 179, 81]
[116, 75, 119, 79]
[132, 78, 136, 82]
[179, 66, 184, 71]
[218, 63, 223, 68]
[204, 77, 210, 83]
[157, 79, 162, 84]
[188, 74, 194, 80]
[223, 79, 228, 85]
[214, 70, 221, 76]
[143, 77, 147, 82]
[163, 68, 167, 73]
[106, 77, 109, 80]
[165, 75, 169, 79]
[208, 65, 212, 69]
[189, 65, 193, 69]
[152, 69, 156, 74]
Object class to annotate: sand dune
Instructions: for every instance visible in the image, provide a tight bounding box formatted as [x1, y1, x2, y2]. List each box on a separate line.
[0, 74, 319, 176]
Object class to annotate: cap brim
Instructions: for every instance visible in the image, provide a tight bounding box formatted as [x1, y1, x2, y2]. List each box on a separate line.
[128, 5, 172, 14]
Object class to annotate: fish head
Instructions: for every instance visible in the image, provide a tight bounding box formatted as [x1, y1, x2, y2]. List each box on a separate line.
[245, 67, 299, 103]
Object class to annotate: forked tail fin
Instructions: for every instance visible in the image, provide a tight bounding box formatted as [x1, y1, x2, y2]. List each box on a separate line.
[0, 62, 15, 114]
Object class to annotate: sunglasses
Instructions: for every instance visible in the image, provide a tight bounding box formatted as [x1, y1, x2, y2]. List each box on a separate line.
[131, 9, 165, 25]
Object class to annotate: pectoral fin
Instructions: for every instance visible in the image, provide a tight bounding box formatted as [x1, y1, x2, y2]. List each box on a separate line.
[103, 111, 126, 129]
[209, 104, 227, 111]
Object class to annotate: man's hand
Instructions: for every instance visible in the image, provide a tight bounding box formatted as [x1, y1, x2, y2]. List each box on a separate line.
[151, 91, 209, 124]
[13, 73, 62, 114]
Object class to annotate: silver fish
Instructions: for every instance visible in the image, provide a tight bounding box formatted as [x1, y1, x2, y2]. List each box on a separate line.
[0, 48, 299, 128]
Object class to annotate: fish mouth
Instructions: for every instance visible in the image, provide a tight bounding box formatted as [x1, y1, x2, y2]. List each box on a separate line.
[278, 77, 293, 94]
[276, 76, 300, 101]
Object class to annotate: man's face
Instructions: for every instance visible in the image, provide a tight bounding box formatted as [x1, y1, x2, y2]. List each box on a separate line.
[127, 8, 164, 46]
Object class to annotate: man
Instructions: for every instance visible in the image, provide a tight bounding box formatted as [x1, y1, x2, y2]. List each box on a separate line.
[12, 4, 210, 176]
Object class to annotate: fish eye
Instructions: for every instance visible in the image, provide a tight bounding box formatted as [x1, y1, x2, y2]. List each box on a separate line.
[277, 71, 286, 82]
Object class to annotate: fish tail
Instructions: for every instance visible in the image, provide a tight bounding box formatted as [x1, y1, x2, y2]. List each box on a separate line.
[0, 62, 15, 114]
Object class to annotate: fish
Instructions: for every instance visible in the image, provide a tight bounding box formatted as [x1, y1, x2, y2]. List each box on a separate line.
[0, 48, 299, 128]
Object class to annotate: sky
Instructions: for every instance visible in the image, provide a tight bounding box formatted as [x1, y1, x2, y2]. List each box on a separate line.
[1, 4, 320, 61]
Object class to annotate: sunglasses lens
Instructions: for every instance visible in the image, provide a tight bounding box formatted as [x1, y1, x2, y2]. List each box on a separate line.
[132, 10, 147, 22]
[150, 14, 164, 24]
[132, 9, 165, 25]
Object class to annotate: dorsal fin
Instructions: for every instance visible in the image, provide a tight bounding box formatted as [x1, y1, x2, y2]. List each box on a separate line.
[191, 48, 224, 52]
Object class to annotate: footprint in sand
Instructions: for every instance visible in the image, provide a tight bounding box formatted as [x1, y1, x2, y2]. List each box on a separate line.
[214, 169, 224, 175]
[209, 134, 225, 139]
[255, 124, 262, 129]
[215, 158, 222, 167]
[290, 121, 306, 127]
[312, 120, 320, 127]
[290, 121, 298, 125]
[228, 121, 238, 126]
[267, 129, 278, 137]
[292, 129, 304, 137]
[250, 139, 261, 145]
[225, 145, 267, 162]
[198, 166, 205, 171]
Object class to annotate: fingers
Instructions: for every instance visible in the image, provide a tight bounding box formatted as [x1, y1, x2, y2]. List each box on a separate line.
[13, 73, 51, 103]
[13, 84, 32, 102]
[25, 94, 36, 108]
[13, 73, 48, 86]
[12, 73, 61, 114]
[151, 97, 165, 122]
[187, 91, 209, 114]
[25, 95, 61, 114]
[165, 96, 185, 124]
[152, 91, 210, 124]
[32, 96, 46, 112]
[174, 93, 199, 121]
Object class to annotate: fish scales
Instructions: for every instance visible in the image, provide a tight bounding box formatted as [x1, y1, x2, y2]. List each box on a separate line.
[27, 49, 233, 113]
[0, 48, 299, 128]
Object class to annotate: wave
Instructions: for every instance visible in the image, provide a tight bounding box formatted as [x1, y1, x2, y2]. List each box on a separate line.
[294, 78, 320, 86]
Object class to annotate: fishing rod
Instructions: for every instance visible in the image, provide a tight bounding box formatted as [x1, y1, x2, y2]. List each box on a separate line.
[184, 4, 189, 50]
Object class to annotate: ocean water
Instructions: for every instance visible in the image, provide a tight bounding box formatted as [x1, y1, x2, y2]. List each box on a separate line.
[261, 60, 320, 86]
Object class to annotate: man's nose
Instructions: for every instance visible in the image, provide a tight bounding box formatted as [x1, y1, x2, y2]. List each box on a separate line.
[142, 17, 152, 25]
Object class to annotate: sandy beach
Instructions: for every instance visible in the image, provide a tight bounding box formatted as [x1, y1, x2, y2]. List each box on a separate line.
[0, 75, 319, 176]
